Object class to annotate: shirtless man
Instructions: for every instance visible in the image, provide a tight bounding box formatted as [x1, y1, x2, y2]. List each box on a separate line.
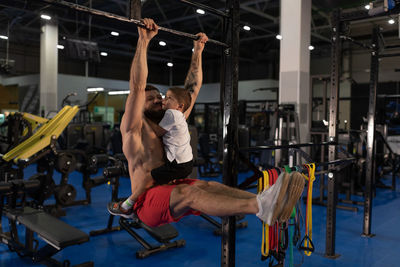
[108, 18, 304, 227]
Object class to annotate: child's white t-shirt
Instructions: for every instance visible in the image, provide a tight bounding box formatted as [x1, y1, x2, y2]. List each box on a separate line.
[159, 109, 193, 163]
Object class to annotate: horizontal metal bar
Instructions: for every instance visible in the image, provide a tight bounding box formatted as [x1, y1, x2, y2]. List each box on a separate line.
[340, 5, 400, 22]
[239, 142, 337, 152]
[178, 0, 229, 18]
[340, 35, 373, 50]
[238, 157, 356, 189]
[379, 53, 400, 58]
[377, 94, 400, 98]
[43, 0, 229, 47]
[385, 45, 400, 49]
[293, 159, 355, 174]
[314, 94, 400, 100]
[316, 158, 356, 168]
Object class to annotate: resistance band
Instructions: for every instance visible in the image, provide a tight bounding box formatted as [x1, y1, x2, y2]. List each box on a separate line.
[259, 170, 270, 257]
[283, 166, 294, 266]
[300, 163, 316, 256]
[268, 169, 279, 253]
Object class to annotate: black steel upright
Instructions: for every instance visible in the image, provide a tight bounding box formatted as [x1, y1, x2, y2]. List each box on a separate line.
[325, 9, 341, 258]
[220, 0, 239, 266]
[129, 0, 141, 19]
[363, 27, 380, 237]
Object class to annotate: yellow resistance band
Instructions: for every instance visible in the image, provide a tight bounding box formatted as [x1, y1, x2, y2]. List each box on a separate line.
[301, 163, 315, 256]
[258, 170, 270, 257]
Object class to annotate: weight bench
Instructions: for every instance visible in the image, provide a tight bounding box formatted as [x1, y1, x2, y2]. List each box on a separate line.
[0, 180, 93, 266]
[119, 216, 185, 259]
[90, 160, 185, 258]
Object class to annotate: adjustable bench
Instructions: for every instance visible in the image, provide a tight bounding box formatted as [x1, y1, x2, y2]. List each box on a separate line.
[119, 216, 186, 259]
[0, 180, 93, 266]
[90, 160, 185, 258]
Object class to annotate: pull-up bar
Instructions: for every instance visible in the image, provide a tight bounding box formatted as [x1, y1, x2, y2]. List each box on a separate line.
[43, 0, 229, 48]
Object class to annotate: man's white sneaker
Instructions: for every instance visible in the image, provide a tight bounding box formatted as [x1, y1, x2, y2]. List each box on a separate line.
[256, 172, 288, 225]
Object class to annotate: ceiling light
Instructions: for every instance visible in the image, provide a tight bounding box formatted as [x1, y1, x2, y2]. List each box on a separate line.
[100, 52, 108, 56]
[111, 31, 119, 36]
[87, 87, 104, 92]
[388, 18, 395, 24]
[57, 44, 64, 49]
[0, 35, 8, 40]
[159, 41, 166, 46]
[364, 4, 370, 10]
[167, 62, 173, 67]
[243, 25, 251, 31]
[40, 14, 51, 20]
[196, 9, 205, 15]
[276, 34, 282, 40]
[308, 45, 314, 50]
[108, 90, 130, 95]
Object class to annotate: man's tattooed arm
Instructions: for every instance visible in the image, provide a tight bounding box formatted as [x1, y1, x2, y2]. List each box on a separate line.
[183, 34, 206, 119]
[184, 55, 201, 93]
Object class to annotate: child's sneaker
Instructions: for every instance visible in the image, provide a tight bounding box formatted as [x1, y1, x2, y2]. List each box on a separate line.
[107, 201, 134, 219]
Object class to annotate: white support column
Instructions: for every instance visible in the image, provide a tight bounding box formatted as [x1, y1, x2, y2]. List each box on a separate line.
[279, 0, 311, 143]
[40, 19, 58, 117]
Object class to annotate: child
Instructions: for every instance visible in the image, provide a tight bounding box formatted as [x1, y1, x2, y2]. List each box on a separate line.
[113, 87, 193, 217]
[149, 87, 194, 185]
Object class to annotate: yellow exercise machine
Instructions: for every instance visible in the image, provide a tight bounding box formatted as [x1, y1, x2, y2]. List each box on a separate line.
[2, 105, 79, 163]
[0, 106, 79, 216]
[0, 112, 48, 152]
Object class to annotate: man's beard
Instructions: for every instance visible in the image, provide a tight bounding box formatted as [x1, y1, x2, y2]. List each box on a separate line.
[144, 108, 165, 123]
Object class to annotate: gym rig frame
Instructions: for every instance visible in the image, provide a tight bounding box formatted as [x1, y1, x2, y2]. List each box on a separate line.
[326, 4, 400, 257]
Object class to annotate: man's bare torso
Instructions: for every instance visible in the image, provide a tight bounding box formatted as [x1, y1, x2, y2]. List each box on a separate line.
[140, 119, 164, 170]
[123, 117, 164, 198]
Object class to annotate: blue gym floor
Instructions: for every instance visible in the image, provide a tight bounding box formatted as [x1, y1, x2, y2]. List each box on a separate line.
[1, 165, 400, 267]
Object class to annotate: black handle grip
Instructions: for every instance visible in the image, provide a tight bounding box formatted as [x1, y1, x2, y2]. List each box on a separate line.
[0, 179, 41, 195]
[103, 167, 123, 178]
[91, 154, 109, 166]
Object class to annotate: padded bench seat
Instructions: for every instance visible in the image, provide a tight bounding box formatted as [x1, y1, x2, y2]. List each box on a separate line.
[138, 218, 179, 243]
[9, 207, 89, 250]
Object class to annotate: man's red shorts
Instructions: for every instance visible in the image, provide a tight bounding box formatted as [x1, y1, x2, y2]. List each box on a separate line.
[133, 178, 201, 227]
